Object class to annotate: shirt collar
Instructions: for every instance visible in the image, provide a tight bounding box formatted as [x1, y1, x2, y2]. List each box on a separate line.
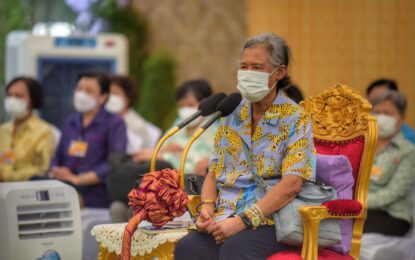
[389, 131, 406, 148]
[15, 113, 38, 132]
[237, 90, 293, 126]
[70, 107, 107, 129]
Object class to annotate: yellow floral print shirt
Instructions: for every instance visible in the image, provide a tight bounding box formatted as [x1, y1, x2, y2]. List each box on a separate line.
[209, 91, 316, 221]
[0, 114, 55, 181]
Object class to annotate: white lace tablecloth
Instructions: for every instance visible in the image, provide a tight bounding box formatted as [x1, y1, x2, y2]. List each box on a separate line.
[91, 222, 188, 257]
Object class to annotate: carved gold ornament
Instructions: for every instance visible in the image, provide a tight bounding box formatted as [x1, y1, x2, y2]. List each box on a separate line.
[300, 85, 372, 140]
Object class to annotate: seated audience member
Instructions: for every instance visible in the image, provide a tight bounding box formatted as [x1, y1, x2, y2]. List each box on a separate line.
[364, 90, 415, 236]
[0, 77, 54, 182]
[367, 79, 415, 143]
[51, 71, 127, 208]
[174, 33, 315, 260]
[105, 75, 161, 153]
[284, 84, 304, 104]
[134, 79, 217, 176]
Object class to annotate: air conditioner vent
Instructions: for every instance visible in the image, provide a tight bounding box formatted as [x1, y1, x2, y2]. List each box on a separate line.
[17, 203, 74, 239]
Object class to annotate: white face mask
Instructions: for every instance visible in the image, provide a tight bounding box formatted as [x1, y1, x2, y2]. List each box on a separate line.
[237, 67, 278, 102]
[4, 96, 29, 119]
[376, 114, 398, 138]
[105, 94, 126, 114]
[178, 106, 203, 127]
[73, 91, 98, 113]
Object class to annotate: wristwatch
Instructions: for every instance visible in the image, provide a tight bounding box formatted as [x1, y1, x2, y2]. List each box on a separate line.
[238, 212, 253, 229]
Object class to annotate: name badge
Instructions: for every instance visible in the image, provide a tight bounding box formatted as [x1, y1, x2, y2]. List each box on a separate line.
[370, 166, 382, 180]
[68, 140, 88, 157]
[0, 150, 17, 164]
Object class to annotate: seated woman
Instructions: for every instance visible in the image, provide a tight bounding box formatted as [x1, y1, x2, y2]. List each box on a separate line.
[50, 71, 127, 208]
[134, 79, 217, 176]
[0, 77, 54, 182]
[174, 33, 316, 260]
[364, 90, 415, 236]
[105, 75, 161, 153]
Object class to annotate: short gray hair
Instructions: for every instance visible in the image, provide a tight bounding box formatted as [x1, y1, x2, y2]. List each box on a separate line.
[371, 90, 407, 115]
[242, 33, 291, 68]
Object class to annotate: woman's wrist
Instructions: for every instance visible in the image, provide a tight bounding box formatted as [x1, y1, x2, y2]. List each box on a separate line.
[199, 202, 215, 216]
[242, 203, 265, 229]
[197, 199, 216, 214]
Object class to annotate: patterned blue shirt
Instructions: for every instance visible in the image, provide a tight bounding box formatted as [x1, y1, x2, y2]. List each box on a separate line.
[209, 91, 316, 221]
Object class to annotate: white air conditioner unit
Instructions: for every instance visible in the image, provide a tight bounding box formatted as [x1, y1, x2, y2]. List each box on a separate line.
[5, 31, 128, 128]
[0, 180, 82, 260]
[6, 31, 128, 83]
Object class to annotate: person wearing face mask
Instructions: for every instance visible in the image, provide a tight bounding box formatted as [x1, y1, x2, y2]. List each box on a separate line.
[133, 79, 217, 176]
[174, 33, 316, 260]
[0, 77, 54, 182]
[366, 79, 415, 144]
[105, 76, 161, 154]
[363, 90, 415, 237]
[50, 71, 127, 208]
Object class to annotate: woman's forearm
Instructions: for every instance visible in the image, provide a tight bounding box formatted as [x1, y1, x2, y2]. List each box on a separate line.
[256, 174, 303, 216]
[201, 171, 218, 201]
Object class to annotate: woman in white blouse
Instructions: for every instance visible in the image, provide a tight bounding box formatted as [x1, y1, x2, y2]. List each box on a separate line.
[105, 76, 161, 153]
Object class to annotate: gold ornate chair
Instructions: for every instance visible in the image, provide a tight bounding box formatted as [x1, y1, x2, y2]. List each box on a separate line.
[268, 85, 378, 260]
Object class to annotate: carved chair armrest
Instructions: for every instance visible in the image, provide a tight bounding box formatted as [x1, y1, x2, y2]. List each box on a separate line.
[299, 204, 366, 260]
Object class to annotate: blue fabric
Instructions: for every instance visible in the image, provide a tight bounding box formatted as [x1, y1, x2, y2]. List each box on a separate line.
[51, 108, 127, 208]
[209, 91, 316, 221]
[401, 123, 415, 144]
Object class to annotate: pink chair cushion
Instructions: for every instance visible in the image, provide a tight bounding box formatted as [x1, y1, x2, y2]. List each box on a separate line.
[267, 248, 355, 260]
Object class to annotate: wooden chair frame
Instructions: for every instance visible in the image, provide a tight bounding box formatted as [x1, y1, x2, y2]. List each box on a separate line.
[299, 85, 378, 260]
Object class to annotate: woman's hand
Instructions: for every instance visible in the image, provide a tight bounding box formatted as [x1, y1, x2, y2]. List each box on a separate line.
[52, 167, 79, 185]
[195, 204, 215, 232]
[196, 212, 214, 232]
[162, 143, 183, 154]
[132, 148, 155, 162]
[208, 216, 246, 244]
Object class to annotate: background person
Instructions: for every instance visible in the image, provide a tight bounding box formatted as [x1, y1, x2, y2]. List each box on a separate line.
[134, 79, 217, 176]
[364, 90, 415, 236]
[51, 71, 127, 208]
[366, 79, 415, 144]
[105, 75, 161, 153]
[0, 76, 54, 182]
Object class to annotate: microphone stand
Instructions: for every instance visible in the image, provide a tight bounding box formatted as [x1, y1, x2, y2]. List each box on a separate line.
[179, 112, 221, 218]
[179, 111, 221, 188]
[150, 112, 201, 171]
[150, 126, 179, 172]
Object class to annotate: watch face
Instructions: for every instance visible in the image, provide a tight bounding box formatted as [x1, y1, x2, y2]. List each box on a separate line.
[252, 217, 261, 227]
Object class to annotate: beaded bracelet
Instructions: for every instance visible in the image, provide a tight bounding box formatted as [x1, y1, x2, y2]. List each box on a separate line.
[196, 199, 216, 214]
[244, 204, 265, 228]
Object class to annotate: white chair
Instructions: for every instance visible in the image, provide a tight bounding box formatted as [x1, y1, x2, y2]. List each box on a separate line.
[145, 121, 162, 149]
[81, 208, 111, 260]
[48, 123, 61, 148]
[360, 186, 415, 260]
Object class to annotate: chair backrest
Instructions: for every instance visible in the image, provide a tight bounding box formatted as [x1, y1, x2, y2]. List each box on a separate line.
[301, 85, 378, 258]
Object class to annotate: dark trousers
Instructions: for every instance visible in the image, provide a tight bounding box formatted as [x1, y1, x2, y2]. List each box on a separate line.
[174, 226, 296, 260]
[364, 209, 411, 237]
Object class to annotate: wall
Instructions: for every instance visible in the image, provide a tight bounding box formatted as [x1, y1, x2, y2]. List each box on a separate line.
[247, 0, 415, 126]
[131, 0, 246, 94]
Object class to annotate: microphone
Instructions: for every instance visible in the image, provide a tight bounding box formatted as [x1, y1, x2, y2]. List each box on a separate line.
[201, 92, 242, 130]
[179, 92, 242, 189]
[150, 92, 227, 172]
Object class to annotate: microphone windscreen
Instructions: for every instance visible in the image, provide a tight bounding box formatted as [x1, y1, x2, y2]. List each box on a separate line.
[217, 92, 242, 117]
[198, 92, 227, 116]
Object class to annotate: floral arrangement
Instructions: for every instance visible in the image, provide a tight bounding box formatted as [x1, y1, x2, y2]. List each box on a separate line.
[121, 168, 188, 259]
